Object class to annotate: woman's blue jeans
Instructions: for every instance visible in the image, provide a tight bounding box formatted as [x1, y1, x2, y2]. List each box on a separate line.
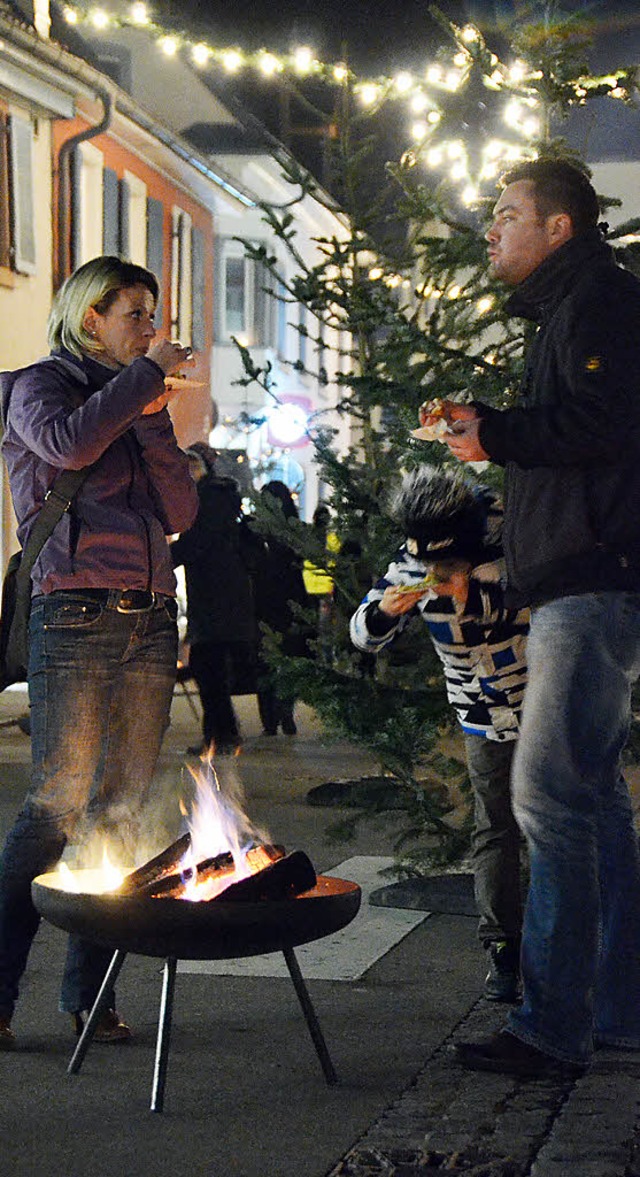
[508, 591, 640, 1064]
[0, 590, 177, 1020]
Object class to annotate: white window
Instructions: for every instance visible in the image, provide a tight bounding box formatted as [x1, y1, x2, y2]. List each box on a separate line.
[215, 239, 274, 348]
[220, 241, 252, 343]
[76, 141, 104, 266]
[8, 110, 36, 274]
[123, 170, 147, 266]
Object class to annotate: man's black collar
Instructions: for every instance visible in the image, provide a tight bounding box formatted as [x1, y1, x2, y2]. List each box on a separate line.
[505, 229, 613, 324]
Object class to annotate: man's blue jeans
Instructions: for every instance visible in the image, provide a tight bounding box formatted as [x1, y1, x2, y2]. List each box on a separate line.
[0, 590, 177, 1020]
[508, 591, 640, 1064]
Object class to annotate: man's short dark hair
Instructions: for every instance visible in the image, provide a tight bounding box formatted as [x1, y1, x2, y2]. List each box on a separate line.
[499, 159, 600, 237]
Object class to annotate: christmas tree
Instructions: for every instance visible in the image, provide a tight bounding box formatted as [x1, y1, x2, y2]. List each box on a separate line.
[235, 4, 639, 872]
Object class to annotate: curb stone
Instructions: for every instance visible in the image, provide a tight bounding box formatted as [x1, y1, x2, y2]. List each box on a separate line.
[327, 1002, 640, 1177]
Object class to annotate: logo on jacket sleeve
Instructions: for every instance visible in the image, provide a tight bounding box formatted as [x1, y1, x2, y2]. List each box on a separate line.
[584, 356, 602, 372]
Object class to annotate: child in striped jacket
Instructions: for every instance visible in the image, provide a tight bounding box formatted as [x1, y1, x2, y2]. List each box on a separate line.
[350, 466, 529, 1002]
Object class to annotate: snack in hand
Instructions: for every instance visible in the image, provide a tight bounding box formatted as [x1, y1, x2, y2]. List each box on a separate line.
[395, 572, 440, 594]
[164, 376, 206, 391]
[411, 397, 450, 442]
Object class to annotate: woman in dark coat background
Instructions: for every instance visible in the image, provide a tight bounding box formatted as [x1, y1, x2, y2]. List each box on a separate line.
[254, 480, 310, 736]
[171, 450, 257, 755]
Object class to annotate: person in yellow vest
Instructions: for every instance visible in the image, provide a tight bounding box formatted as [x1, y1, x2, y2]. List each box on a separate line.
[303, 504, 339, 662]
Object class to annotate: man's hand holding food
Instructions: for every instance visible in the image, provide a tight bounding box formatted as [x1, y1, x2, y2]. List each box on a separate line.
[416, 398, 490, 463]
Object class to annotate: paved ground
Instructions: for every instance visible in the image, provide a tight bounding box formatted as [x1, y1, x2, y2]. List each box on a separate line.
[0, 684, 639, 1177]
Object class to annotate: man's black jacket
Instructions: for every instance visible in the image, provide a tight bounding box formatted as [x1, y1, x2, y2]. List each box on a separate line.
[477, 230, 640, 608]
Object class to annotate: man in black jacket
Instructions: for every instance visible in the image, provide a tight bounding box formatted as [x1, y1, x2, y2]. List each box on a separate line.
[430, 159, 640, 1077]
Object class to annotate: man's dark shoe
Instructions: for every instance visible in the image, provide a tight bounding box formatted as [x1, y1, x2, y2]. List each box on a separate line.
[454, 1030, 587, 1078]
[484, 940, 520, 1002]
[0, 1016, 16, 1050]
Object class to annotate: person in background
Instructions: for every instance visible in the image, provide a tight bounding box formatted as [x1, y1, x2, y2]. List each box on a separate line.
[0, 256, 197, 1050]
[350, 466, 529, 1002]
[303, 503, 339, 663]
[171, 449, 257, 756]
[253, 480, 309, 736]
[433, 158, 640, 1077]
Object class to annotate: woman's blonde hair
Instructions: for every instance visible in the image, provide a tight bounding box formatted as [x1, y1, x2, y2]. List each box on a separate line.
[47, 256, 159, 358]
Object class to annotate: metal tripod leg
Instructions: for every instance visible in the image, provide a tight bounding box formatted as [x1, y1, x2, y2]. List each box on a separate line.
[67, 948, 127, 1075]
[282, 944, 337, 1085]
[150, 956, 177, 1113]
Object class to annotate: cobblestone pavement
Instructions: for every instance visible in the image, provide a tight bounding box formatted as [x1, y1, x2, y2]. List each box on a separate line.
[328, 999, 640, 1177]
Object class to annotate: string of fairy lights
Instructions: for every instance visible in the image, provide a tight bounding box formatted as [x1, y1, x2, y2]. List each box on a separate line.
[60, 2, 638, 205]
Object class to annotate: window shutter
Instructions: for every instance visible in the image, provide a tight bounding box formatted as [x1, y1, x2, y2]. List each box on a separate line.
[9, 113, 35, 274]
[146, 196, 164, 329]
[298, 303, 307, 367]
[0, 110, 10, 269]
[70, 146, 83, 272]
[213, 241, 225, 342]
[254, 256, 274, 347]
[191, 226, 206, 353]
[102, 167, 119, 255]
[118, 175, 130, 260]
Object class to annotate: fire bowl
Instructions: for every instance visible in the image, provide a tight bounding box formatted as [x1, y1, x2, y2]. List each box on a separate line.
[32, 871, 362, 960]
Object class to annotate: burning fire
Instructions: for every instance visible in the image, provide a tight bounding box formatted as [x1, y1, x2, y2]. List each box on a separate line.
[52, 756, 276, 901]
[54, 847, 125, 895]
[176, 757, 273, 900]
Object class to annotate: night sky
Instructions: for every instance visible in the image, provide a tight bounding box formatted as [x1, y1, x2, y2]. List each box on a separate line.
[136, 0, 640, 182]
[157, 0, 640, 73]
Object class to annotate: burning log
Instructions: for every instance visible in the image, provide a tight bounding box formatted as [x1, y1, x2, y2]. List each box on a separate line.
[118, 833, 192, 896]
[123, 842, 287, 900]
[148, 844, 286, 899]
[144, 851, 235, 899]
[221, 851, 316, 903]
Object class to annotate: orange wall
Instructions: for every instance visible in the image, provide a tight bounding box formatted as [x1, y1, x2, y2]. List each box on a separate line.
[51, 118, 214, 449]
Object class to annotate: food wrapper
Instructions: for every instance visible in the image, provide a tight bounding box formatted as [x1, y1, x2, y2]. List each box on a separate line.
[410, 419, 450, 443]
[164, 376, 205, 391]
[395, 573, 439, 594]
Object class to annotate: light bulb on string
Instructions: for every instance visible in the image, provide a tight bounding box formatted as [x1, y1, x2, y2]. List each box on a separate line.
[258, 52, 282, 76]
[192, 43, 210, 67]
[293, 46, 315, 75]
[90, 8, 110, 29]
[508, 60, 527, 83]
[394, 72, 414, 94]
[357, 83, 380, 106]
[129, 2, 148, 25]
[159, 35, 178, 56]
[222, 50, 243, 73]
[411, 92, 429, 113]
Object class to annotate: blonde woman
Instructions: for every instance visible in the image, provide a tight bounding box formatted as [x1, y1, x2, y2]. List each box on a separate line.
[0, 256, 198, 1049]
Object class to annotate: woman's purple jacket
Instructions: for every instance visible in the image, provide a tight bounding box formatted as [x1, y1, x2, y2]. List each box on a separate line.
[1, 349, 198, 596]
